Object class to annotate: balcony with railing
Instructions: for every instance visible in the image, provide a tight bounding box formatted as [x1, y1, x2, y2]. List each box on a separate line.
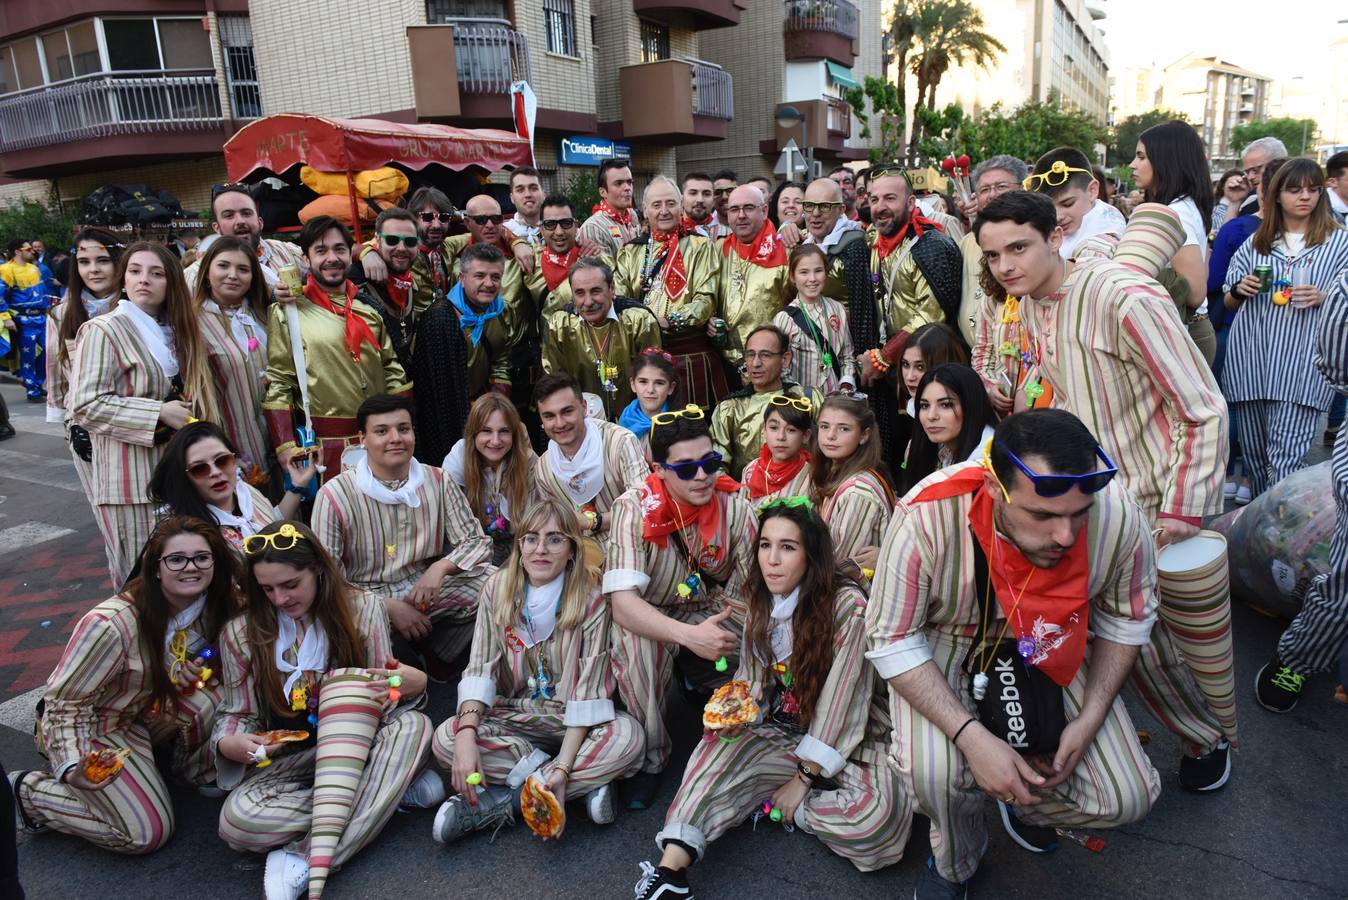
[408, 19, 531, 124]
[826, 95, 851, 135]
[783, 0, 859, 65]
[631, 0, 744, 31]
[617, 58, 732, 144]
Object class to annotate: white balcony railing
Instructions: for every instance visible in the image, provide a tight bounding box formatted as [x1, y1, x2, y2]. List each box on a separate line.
[451, 18, 532, 94]
[783, 0, 859, 41]
[690, 59, 733, 120]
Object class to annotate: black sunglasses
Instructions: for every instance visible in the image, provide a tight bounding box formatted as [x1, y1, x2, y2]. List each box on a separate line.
[379, 233, 419, 248]
[658, 452, 723, 481]
[419, 211, 455, 223]
[467, 214, 504, 226]
[212, 182, 252, 198]
[541, 218, 576, 230]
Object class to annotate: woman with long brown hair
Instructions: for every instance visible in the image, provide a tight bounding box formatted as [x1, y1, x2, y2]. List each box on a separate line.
[809, 394, 893, 581]
[441, 392, 537, 564]
[10, 516, 238, 853]
[634, 500, 904, 899]
[429, 498, 642, 844]
[214, 520, 435, 900]
[71, 240, 222, 587]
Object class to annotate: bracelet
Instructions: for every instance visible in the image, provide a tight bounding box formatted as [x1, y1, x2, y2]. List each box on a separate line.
[553, 762, 572, 780]
[796, 760, 819, 783]
[952, 716, 978, 747]
[795, 771, 813, 787]
[868, 348, 891, 372]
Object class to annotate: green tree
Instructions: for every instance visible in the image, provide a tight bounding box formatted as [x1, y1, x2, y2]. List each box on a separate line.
[910, 103, 971, 165]
[0, 191, 79, 255]
[845, 77, 906, 163]
[563, 170, 600, 221]
[1230, 116, 1319, 157]
[960, 97, 1109, 166]
[908, 0, 1005, 116]
[1109, 108, 1189, 166]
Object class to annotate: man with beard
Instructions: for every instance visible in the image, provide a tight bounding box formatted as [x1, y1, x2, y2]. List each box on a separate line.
[263, 216, 410, 484]
[829, 166, 859, 220]
[349, 207, 424, 368]
[185, 184, 304, 294]
[614, 176, 726, 408]
[542, 258, 660, 420]
[529, 195, 614, 315]
[801, 177, 865, 300]
[711, 169, 737, 230]
[581, 158, 639, 257]
[709, 325, 819, 475]
[718, 185, 790, 372]
[359, 186, 458, 307]
[681, 172, 729, 241]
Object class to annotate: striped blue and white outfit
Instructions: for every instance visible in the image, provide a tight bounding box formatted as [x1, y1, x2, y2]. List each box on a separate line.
[1221, 229, 1348, 496]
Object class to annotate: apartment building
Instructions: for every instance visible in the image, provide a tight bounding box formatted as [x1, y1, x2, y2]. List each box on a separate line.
[1157, 54, 1270, 167]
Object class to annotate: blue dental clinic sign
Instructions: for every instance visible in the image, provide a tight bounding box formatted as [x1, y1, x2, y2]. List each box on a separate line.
[559, 136, 632, 167]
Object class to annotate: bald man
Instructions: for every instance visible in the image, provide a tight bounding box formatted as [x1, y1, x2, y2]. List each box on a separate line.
[718, 185, 790, 371]
[801, 177, 866, 302]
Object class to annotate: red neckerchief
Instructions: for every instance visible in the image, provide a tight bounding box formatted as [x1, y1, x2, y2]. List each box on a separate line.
[640, 471, 740, 550]
[302, 275, 379, 362]
[649, 226, 690, 300]
[722, 220, 788, 268]
[873, 210, 944, 260]
[746, 445, 811, 499]
[420, 242, 447, 291]
[541, 245, 582, 292]
[680, 214, 711, 233]
[593, 200, 633, 228]
[910, 469, 1090, 687]
[386, 270, 414, 312]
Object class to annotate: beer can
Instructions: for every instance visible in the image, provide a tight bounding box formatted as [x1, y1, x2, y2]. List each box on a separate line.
[1254, 264, 1272, 293]
[278, 264, 304, 297]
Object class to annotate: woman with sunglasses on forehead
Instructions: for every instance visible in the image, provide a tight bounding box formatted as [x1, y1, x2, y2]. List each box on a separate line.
[215, 520, 435, 900]
[774, 244, 855, 396]
[151, 422, 316, 555]
[742, 396, 815, 510]
[810, 395, 894, 584]
[442, 393, 537, 565]
[636, 500, 905, 899]
[430, 498, 643, 843]
[11, 517, 238, 853]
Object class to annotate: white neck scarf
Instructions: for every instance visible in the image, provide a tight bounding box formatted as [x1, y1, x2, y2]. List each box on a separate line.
[204, 298, 268, 358]
[164, 593, 207, 655]
[275, 613, 329, 699]
[355, 456, 426, 508]
[811, 215, 862, 250]
[81, 288, 116, 319]
[769, 586, 799, 663]
[210, 479, 262, 537]
[519, 573, 565, 648]
[546, 418, 605, 506]
[114, 297, 178, 378]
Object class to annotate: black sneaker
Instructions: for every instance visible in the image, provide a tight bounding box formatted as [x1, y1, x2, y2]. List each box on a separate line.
[625, 771, 661, 811]
[0, 422, 15, 441]
[1178, 740, 1231, 792]
[1255, 657, 1305, 713]
[633, 861, 692, 899]
[914, 857, 968, 900]
[998, 802, 1058, 853]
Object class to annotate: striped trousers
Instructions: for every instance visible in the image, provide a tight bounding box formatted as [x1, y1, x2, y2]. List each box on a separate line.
[1278, 426, 1348, 675]
[1232, 399, 1322, 497]
[889, 635, 1160, 884]
[658, 727, 906, 872]
[361, 565, 492, 663]
[1129, 617, 1228, 754]
[92, 501, 158, 589]
[432, 706, 644, 799]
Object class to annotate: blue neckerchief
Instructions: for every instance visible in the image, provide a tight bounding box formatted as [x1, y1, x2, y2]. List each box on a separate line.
[617, 399, 668, 440]
[447, 282, 505, 347]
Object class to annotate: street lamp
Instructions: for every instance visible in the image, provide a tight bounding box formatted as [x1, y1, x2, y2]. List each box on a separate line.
[775, 105, 815, 180]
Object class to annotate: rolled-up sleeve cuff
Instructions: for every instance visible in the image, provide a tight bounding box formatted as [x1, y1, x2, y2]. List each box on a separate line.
[796, 734, 847, 778]
[1090, 610, 1155, 646]
[865, 634, 932, 680]
[603, 568, 650, 594]
[456, 676, 497, 710]
[53, 757, 80, 783]
[563, 698, 615, 727]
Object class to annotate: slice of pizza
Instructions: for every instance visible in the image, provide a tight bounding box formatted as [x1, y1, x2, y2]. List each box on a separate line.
[83, 747, 133, 783]
[702, 680, 760, 731]
[254, 729, 310, 744]
[520, 772, 565, 839]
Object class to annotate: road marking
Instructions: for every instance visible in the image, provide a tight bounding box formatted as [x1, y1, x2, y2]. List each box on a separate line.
[0, 685, 44, 734]
[0, 447, 82, 492]
[0, 521, 76, 555]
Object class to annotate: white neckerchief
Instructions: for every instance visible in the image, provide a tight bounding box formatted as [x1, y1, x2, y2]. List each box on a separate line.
[519, 573, 565, 648]
[163, 594, 207, 654]
[204, 298, 268, 358]
[114, 297, 178, 378]
[546, 418, 605, 506]
[275, 613, 329, 699]
[769, 586, 799, 663]
[443, 440, 510, 519]
[210, 479, 262, 537]
[81, 289, 116, 319]
[809, 215, 863, 250]
[355, 456, 426, 508]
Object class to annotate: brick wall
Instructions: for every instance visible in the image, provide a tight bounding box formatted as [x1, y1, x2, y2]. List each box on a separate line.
[520, 0, 597, 114]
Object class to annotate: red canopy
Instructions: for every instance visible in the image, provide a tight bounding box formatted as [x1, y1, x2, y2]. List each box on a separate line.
[223, 113, 533, 181]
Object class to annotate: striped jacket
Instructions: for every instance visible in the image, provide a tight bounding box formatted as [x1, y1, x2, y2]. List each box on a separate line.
[199, 305, 271, 476]
[1319, 271, 1348, 393]
[533, 420, 649, 519]
[822, 470, 894, 563]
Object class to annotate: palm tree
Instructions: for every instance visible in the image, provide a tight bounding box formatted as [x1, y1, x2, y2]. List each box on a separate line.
[904, 0, 1005, 154]
[888, 0, 917, 157]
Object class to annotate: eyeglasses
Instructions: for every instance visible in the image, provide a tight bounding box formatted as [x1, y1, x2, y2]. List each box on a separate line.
[801, 201, 844, 212]
[243, 523, 307, 556]
[186, 452, 237, 480]
[160, 552, 216, 572]
[726, 204, 761, 216]
[419, 211, 455, 223]
[986, 441, 1118, 503]
[659, 452, 723, 481]
[521, 532, 571, 552]
[1242, 165, 1265, 179]
[212, 182, 252, 198]
[379, 233, 419, 248]
[541, 218, 576, 230]
[713, 187, 736, 196]
[743, 349, 783, 363]
[976, 181, 1021, 197]
[467, 214, 504, 226]
[768, 395, 813, 413]
[651, 404, 705, 427]
[1022, 161, 1095, 191]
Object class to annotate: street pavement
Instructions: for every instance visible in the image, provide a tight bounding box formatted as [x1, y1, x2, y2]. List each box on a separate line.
[2, 378, 1345, 899]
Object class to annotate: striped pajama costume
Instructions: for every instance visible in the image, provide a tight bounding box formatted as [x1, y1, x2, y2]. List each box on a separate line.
[866, 469, 1161, 884]
[214, 594, 432, 865]
[45, 299, 105, 499]
[17, 597, 221, 854]
[533, 419, 651, 551]
[659, 583, 906, 871]
[312, 465, 493, 663]
[71, 313, 178, 587]
[1019, 258, 1231, 755]
[739, 459, 813, 511]
[1277, 273, 1348, 675]
[1221, 230, 1348, 497]
[772, 296, 856, 396]
[199, 303, 272, 480]
[432, 572, 643, 797]
[604, 487, 758, 773]
[821, 470, 893, 566]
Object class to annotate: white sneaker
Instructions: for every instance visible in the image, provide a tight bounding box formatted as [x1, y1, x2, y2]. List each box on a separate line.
[263, 849, 308, 900]
[399, 768, 446, 810]
[506, 748, 551, 789]
[1235, 484, 1252, 506]
[585, 782, 615, 825]
[1223, 480, 1237, 499]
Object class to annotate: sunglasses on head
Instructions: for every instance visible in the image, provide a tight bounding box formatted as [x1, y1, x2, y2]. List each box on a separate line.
[243, 523, 307, 556]
[212, 182, 252, 198]
[186, 452, 236, 480]
[1022, 161, 1095, 191]
[986, 441, 1118, 502]
[541, 217, 576, 230]
[467, 214, 504, 226]
[651, 403, 705, 427]
[659, 452, 723, 481]
[419, 211, 454, 223]
[379, 232, 419, 248]
[768, 395, 813, 413]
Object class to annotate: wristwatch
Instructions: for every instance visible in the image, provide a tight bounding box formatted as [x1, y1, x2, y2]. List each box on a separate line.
[797, 760, 820, 783]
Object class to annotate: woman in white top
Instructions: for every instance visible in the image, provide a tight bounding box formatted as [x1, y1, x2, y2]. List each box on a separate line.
[901, 363, 997, 495]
